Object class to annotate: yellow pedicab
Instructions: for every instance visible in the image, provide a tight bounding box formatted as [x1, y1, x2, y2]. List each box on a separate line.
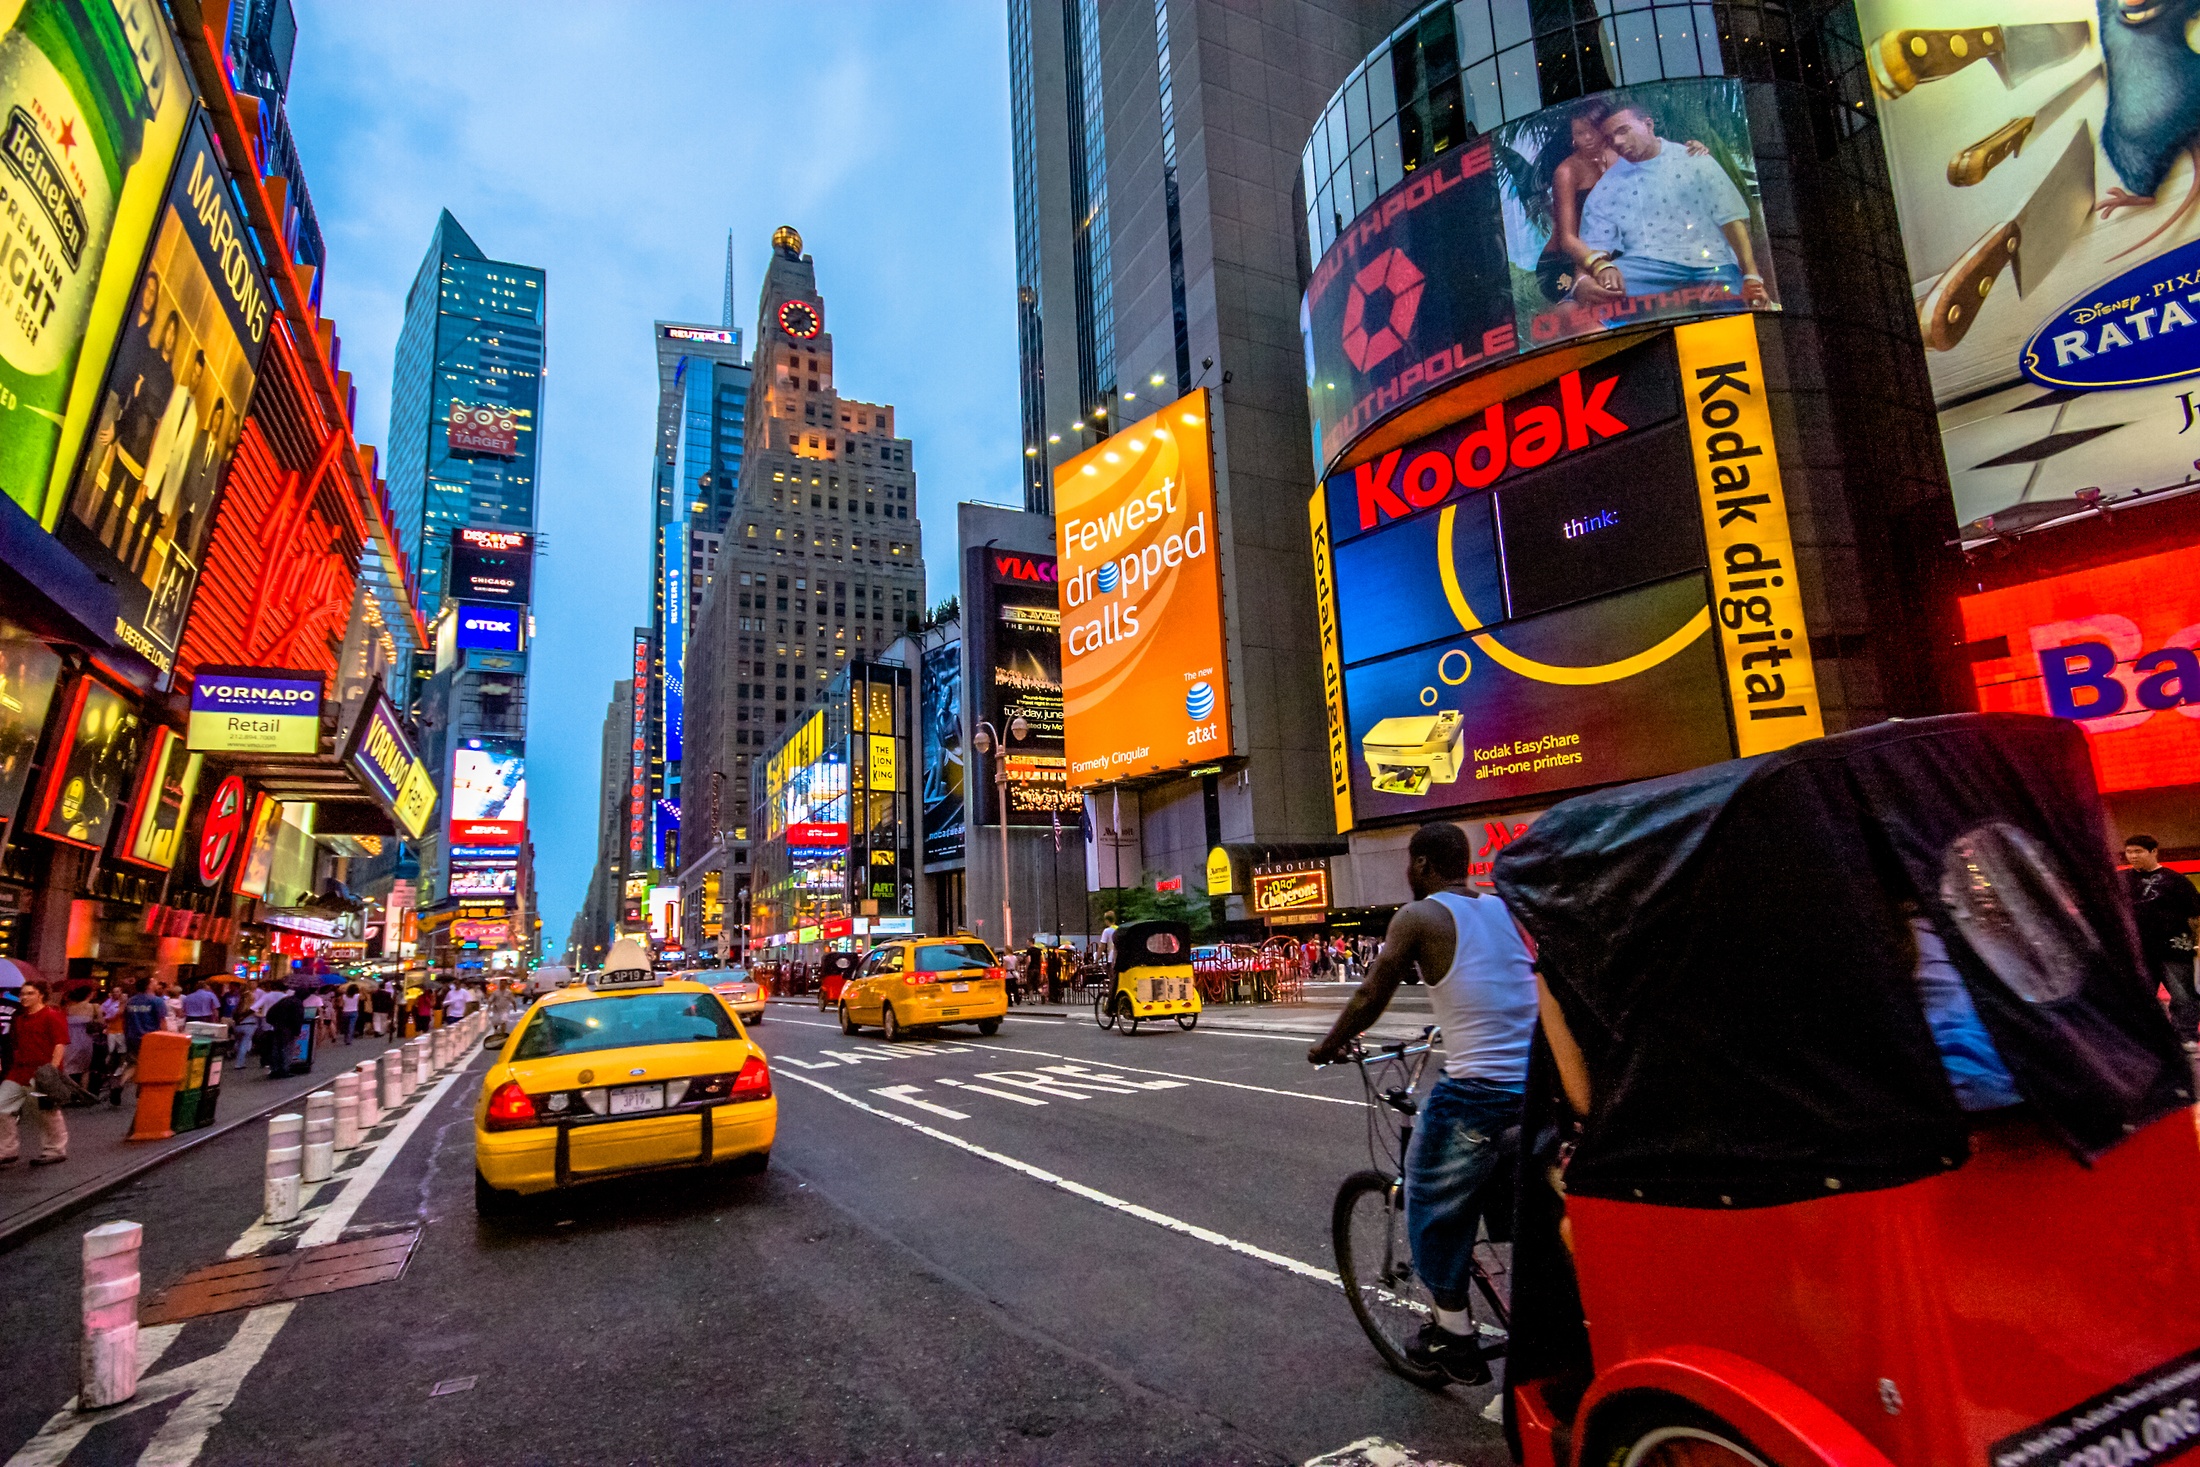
[1094, 920, 1202, 1034]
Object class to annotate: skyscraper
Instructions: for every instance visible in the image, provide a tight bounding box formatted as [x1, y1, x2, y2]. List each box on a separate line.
[385, 211, 545, 619]
[678, 226, 928, 955]
[648, 288, 750, 872]
[1007, 2, 1414, 875]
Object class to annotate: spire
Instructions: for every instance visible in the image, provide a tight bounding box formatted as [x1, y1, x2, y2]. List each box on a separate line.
[722, 230, 736, 330]
[433, 208, 485, 262]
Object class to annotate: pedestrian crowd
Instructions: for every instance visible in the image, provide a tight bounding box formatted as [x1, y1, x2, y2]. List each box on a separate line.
[0, 968, 516, 1171]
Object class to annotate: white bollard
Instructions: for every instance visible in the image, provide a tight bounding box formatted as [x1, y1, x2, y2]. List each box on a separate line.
[354, 1060, 381, 1130]
[265, 1114, 303, 1223]
[433, 1027, 449, 1070]
[411, 1037, 431, 1089]
[378, 1049, 403, 1110]
[302, 1091, 335, 1183]
[80, 1221, 142, 1409]
[332, 1072, 360, 1151]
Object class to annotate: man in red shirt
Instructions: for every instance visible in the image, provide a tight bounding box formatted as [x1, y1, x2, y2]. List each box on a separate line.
[0, 978, 69, 1164]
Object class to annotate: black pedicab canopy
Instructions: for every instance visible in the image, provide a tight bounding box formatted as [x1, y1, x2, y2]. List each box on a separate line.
[1115, 921, 1191, 973]
[1491, 713, 2192, 1210]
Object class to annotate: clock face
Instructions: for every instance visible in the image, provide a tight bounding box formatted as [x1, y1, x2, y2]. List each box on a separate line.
[778, 300, 822, 340]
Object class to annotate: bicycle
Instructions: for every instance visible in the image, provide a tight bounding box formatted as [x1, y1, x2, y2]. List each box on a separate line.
[1326, 1027, 1511, 1388]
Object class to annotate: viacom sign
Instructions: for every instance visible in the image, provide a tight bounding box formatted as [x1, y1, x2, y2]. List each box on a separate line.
[1963, 543, 2200, 796]
[455, 603, 523, 653]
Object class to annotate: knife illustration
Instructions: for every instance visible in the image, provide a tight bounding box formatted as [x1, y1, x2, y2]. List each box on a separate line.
[1947, 64, 2103, 185]
[1919, 124, 2097, 351]
[1871, 21, 2093, 99]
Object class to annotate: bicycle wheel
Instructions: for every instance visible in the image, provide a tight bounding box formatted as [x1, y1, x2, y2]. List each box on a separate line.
[1092, 989, 1115, 1029]
[1332, 1170, 1445, 1387]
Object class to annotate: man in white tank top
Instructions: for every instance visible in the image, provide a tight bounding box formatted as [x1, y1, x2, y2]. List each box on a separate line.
[1309, 821, 1537, 1383]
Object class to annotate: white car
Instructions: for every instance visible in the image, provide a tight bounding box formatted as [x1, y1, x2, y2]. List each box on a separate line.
[709, 968, 765, 1025]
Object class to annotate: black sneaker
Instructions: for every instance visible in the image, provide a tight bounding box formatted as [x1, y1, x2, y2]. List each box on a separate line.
[1405, 1321, 1492, 1385]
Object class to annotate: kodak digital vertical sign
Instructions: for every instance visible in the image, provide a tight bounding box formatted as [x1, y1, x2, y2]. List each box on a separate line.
[1056, 390, 1233, 786]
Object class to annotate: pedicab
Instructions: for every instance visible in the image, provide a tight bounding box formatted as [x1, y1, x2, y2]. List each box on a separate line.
[815, 950, 862, 1012]
[1094, 920, 1203, 1034]
[1488, 712, 2200, 1467]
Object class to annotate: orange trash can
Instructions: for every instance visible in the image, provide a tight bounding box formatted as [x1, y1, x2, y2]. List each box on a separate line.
[128, 1032, 193, 1142]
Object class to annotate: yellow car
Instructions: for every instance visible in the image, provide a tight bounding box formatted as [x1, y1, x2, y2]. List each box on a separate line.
[838, 935, 1007, 1041]
[473, 970, 775, 1213]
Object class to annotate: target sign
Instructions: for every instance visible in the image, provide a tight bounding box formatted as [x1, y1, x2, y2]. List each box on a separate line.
[446, 401, 520, 457]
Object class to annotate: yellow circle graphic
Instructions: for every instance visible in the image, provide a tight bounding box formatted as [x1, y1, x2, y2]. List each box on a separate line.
[1437, 648, 1472, 685]
[1436, 504, 1708, 685]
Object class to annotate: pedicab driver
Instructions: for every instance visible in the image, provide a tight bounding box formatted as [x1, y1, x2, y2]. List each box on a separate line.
[1308, 821, 1537, 1383]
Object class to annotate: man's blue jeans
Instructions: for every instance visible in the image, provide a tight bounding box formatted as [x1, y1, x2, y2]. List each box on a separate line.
[1405, 1076, 1523, 1312]
[1610, 255, 1745, 299]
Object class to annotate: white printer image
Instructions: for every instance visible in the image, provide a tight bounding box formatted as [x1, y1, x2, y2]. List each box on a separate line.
[1361, 710, 1465, 797]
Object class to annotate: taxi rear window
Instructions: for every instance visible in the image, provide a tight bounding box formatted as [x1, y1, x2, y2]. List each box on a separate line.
[512, 993, 738, 1059]
[914, 941, 996, 973]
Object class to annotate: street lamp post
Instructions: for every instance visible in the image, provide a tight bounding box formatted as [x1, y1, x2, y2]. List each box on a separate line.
[969, 721, 1013, 952]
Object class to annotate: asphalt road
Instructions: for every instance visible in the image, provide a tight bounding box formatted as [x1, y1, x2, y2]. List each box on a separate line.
[0, 1001, 1506, 1467]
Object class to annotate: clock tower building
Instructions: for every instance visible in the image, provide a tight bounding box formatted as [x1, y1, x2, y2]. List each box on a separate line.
[676, 226, 928, 955]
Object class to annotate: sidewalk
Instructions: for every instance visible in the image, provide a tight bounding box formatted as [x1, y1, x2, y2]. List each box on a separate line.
[0, 1032, 400, 1252]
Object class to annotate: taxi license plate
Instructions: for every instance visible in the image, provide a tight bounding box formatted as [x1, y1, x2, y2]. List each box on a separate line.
[609, 1084, 665, 1116]
[951, 982, 970, 992]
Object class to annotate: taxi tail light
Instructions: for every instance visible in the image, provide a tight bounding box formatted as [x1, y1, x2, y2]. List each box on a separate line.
[485, 1080, 538, 1130]
[985, 967, 1004, 984]
[731, 1055, 772, 1102]
[906, 971, 936, 985]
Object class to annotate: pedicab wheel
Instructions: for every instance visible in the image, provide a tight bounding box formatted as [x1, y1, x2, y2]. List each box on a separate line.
[1595, 1403, 1774, 1467]
[819, 990, 830, 1012]
[1115, 994, 1140, 1035]
[1176, 1011, 1198, 1030]
[838, 1002, 858, 1036]
[1093, 990, 1116, 1030]
[977, 1017, 1001, 1036]
[882, 1004, 904, 1042]
[1332, 1169, 1446, 1388]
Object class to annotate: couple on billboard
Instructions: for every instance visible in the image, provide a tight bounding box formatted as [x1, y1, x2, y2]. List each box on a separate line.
[1506, 80, 1777, 344]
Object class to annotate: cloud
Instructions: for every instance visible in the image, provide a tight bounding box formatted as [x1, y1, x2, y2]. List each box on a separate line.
[286, 0, 1019, 946]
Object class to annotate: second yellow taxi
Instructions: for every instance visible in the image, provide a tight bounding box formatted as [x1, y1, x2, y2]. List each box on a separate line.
[837, 934, 1007, 1040]
[474, 940, 775, 1214]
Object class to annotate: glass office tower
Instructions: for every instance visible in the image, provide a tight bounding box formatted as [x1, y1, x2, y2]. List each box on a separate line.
[385, 210, 546, 617]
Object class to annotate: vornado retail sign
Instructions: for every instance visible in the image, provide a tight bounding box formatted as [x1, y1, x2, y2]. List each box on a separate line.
[1055, 389, 1233, 787]
[186, 667, 322, 754]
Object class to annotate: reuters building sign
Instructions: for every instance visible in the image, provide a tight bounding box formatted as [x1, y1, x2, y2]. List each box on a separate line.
[1056, 389, 1233, 787]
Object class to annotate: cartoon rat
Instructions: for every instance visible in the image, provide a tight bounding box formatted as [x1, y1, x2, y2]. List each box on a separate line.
[2095, 0, 2200, 250]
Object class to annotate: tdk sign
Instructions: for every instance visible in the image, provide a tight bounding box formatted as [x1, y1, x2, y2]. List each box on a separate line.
[456, 604, 523, 653]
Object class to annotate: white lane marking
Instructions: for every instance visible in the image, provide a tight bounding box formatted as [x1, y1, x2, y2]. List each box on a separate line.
[133, 1305, 296, 1467]
[2, 1326, 184, 1467]
[5, 1048, 477, 1467]
[1038, 1063, 1186, 1092]
[1, 1306, 294, 1467]
[778, 1070, 1341, 1290]
[970, 1070, 1096, 1101]
[977, 1042, 1362, 1106]
[870, 1085, 970, 1120]
[936, 1077, 1047, 1106]
[298, 1063, 471, 1248]
[1304, 1437, 1470, 1467]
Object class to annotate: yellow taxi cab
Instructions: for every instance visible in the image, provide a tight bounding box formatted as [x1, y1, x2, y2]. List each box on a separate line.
[837, 934, 1007, 1041]
[473, 941, 774, 1214]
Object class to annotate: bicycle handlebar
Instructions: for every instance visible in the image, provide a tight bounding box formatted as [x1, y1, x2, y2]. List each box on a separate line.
[1312, 1025, 1440, 1068]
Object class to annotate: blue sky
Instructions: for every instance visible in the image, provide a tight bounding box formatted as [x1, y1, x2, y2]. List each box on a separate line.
[285, 2, 1020, 948]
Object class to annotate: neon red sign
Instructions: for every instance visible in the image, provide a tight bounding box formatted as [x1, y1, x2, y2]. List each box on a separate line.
[1961, 544, 2200, 794]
